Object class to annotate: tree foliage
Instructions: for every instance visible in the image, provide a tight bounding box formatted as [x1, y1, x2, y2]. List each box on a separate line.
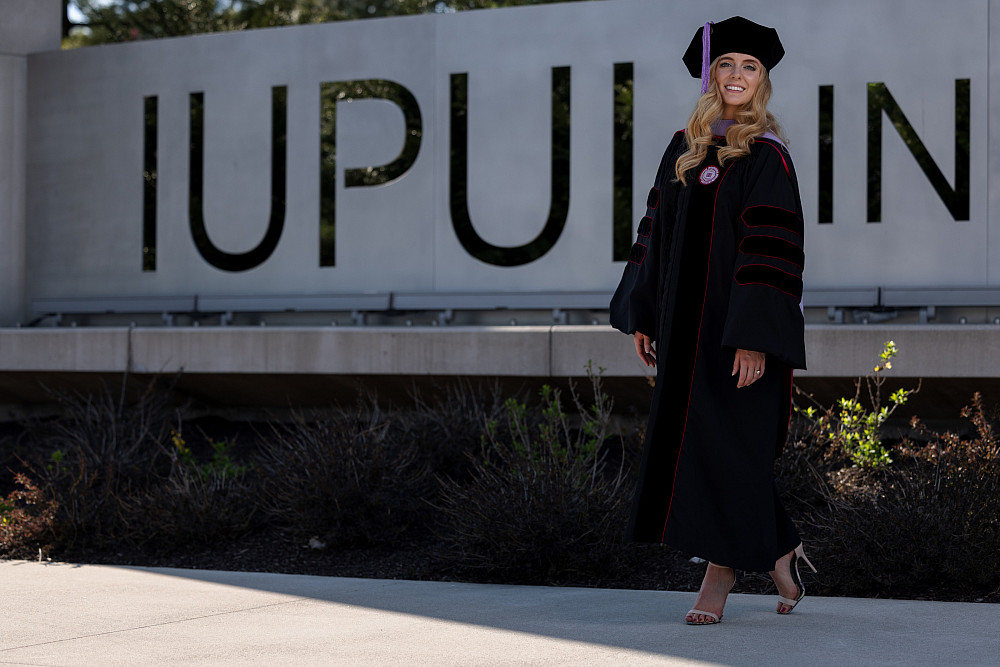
[64, 0, 598, 47]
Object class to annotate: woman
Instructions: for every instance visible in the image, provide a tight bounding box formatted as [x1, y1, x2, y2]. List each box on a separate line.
[610, 16, 815, 626]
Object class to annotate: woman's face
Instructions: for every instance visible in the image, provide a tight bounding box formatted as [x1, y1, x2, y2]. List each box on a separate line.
[714, 53, 762, 118]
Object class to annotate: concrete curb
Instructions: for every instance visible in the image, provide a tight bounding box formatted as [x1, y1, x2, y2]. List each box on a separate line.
[1, 324, 999, 379]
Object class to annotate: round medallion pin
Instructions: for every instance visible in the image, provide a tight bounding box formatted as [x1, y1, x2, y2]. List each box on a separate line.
[699, 165, 720, 185]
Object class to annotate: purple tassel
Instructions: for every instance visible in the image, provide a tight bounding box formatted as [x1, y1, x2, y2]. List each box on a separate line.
[700, 21, 712, 94]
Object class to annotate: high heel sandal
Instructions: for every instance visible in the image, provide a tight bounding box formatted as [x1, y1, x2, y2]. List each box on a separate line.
[776, 543, 817, 614]
[686, 563, 735, 625]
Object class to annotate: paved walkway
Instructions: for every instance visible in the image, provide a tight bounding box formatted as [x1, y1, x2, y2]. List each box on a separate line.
[2, 560, 998, 666]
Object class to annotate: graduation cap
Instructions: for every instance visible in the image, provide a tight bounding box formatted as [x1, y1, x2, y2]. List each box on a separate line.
[682, 16, 785, 94]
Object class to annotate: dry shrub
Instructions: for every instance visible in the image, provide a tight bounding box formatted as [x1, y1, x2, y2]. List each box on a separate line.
[123, 431, 259, 548]
[434, 369, 634, 584]
[21, 380, 178, 547]
[401, 381, 506, 483]
[0, 473, 58, 558]
[255, 397, 427, 548]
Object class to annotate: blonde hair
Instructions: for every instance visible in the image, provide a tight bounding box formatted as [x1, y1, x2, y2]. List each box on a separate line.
[674, 58, 786, 185]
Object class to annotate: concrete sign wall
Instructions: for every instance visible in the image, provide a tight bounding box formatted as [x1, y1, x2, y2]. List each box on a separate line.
[19, 0, 995, 317]
[1, 0, 60, 325]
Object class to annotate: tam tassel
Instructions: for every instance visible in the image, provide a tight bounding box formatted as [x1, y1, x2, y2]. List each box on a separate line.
[700, 22, 712, 94]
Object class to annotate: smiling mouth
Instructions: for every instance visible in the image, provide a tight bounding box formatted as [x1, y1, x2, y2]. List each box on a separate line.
[725, 85, 745, 92]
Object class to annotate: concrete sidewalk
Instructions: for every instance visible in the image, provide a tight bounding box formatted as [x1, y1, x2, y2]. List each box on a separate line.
[1, 560, 997, 666]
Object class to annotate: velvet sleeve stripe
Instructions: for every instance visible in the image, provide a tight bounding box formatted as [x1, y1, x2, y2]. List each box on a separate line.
[637, 215, 652, 237]
[741, 204, 803, 239]
[739, 235, 804, 268]
[735, 263, 803, 299]
[647, 187, 659, 209]
[627, 242, 647, 265]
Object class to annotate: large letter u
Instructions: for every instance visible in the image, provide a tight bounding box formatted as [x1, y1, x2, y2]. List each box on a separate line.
[189, 87, 287, 272]
[449, 68, 570, 267]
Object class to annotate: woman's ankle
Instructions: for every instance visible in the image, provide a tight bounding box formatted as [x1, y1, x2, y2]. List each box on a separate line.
[707, 562, 733, 571]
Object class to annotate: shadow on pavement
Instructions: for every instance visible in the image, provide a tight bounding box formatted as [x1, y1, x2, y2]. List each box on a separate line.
[120, 564, 998, 665]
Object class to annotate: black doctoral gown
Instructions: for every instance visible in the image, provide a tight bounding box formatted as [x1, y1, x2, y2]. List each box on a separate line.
[610, 129, 807, 573]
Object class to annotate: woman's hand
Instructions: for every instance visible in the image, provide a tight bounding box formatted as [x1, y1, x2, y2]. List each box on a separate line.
[732, 348, 765, 388]
[634, 332, 656, 368]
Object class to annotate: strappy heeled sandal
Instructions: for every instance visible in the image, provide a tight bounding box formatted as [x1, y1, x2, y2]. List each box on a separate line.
[686, 563, 735, 625]
[685, 608, 721, 625]
[776, 543, 817, 614]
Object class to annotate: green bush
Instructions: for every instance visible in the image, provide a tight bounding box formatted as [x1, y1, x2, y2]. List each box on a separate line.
[796, 340, 919, 468]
